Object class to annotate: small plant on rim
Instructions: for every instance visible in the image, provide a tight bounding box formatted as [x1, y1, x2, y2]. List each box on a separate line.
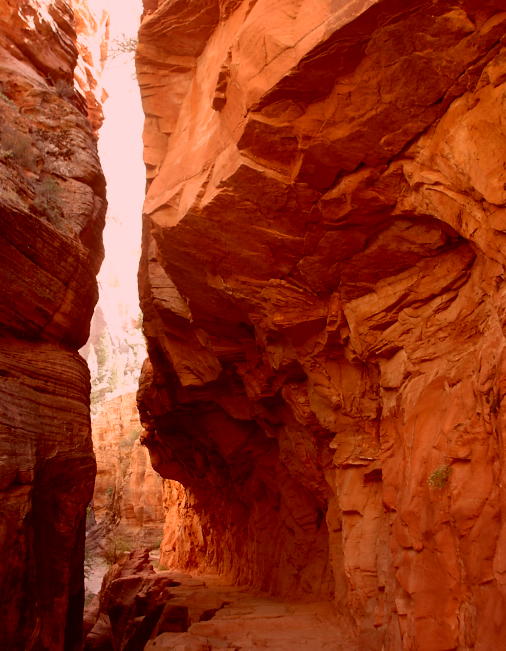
[0, 149, 14, 161]
[32, 176, 61, 221]
[427, 465, 451, 489]
[54, 79, 74, 99]
[103, 537, 132, 566]
[0, 89, 17, 108]
[119, 427, 142, 448]
[0, 124, 36, 170]
[109, 34, 137, 58]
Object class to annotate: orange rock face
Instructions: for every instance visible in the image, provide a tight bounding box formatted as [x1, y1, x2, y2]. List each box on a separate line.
[137, 1, 506, 649]
[0, 1, 106, 648]
[72, 0, 109, 131]
[92, 392, 164, 547]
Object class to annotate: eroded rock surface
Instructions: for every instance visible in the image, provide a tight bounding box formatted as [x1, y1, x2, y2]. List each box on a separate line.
[91, 392, 164, 548]
[137, 0, 506, 649]
[0, 1, 106, 648]
[85, 549, 353, 650]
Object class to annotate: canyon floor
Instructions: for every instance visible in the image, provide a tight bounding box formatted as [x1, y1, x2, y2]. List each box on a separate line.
[85, 550, 356, 650]
[143, 573, 353, 651]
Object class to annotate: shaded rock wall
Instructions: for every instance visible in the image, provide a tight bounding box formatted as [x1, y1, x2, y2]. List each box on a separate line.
[137, 0, 506, 649]
[0, 1, 107, 648]
[92, 392, 164, 548]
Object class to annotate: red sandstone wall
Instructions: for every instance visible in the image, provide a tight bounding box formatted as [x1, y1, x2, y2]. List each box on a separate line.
[136, 1, 506, 649]
[0, 1, 106, 648]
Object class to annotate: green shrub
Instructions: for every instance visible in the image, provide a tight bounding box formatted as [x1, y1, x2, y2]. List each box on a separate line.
[134, 311, 143, 330]
[108, 367, 119, 393]
[150, 536, 163, 551]
[119, 427, 142, 448]
[94, 333, 112, 379]
[38, 176, 59, 195]
[32, 177, 61, 221]
[427, 465, 451, 489]
[103, 537, 132, 566]
[0, 90, 17, 109]
[84, 549, 93, 579]
[0, 125, 35, 170]
[109, 34, 137, 58]
[54, 79, 74, 99]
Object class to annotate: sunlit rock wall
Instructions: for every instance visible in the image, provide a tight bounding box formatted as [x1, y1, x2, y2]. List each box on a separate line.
[0, 1, 107, 648]
[81, 305, 146, 412]
[137, 0, 506, 648]
[92, 392, 164, 548]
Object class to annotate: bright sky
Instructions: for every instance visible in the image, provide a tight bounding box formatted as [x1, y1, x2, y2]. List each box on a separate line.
[93, 0, 144, 329]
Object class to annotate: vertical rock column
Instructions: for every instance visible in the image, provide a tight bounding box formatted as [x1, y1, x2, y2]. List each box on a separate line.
[0, 1, 107, 649]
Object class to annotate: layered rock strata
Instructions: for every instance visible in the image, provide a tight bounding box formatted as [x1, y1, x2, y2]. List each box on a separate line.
[0, 1, 107, 648]
[137, 0, 506, 649]
[91, 392, 164, 548]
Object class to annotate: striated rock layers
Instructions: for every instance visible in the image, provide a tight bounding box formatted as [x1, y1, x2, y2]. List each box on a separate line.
[92, 392, 164, 548]
[0, 1, 106, 649]
[137, 1, 506, 649]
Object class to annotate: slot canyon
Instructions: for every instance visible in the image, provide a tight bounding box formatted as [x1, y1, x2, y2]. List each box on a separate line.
[1, 0, 506, 649]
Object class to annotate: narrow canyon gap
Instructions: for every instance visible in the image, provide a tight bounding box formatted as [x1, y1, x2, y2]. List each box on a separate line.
[135, 0, 506, 649]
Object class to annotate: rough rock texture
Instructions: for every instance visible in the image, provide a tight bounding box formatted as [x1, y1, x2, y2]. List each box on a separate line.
[137, 1, 506, 649]
[72, 0, 109, 131]
[85, 549, 182, 650]
[91, 392, 164, 548]
[85, 549, 353, 650]
[0, 1, 106, 648]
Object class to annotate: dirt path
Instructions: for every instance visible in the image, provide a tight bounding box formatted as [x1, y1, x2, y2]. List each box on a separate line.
[85, 550, 356, 650]
[144, 571, 356, 650]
